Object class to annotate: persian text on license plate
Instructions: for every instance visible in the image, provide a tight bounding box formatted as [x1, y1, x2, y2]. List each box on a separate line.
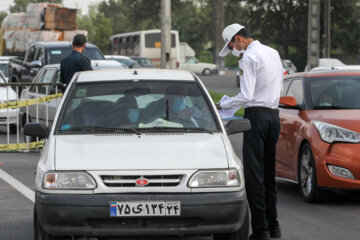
[110, 201, 181, 217]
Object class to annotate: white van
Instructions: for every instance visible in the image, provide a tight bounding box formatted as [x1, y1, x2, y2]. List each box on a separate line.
[26, 69, 251, 239]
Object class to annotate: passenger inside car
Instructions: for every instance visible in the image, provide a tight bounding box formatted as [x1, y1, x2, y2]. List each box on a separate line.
[318, 92, 333, 106]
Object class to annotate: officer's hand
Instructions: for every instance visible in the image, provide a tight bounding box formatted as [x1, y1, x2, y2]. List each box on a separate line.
[216, 103, 222, 110]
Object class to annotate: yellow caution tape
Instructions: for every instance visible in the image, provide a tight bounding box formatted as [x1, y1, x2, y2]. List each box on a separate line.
[0, 93, 63, 110]
[0, 141, 44, 151]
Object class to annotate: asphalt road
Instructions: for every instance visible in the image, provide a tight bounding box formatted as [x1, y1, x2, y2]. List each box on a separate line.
[1, 72, 360, 240]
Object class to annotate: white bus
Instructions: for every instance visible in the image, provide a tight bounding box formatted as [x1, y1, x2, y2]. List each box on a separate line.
[109, 29, 180, 69]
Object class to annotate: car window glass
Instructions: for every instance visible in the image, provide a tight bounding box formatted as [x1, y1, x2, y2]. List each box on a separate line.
[38, 69, 56, 94]
[286, 79, 303, 104]
[47, 48, 72, 64]
[57, 82, 219, 134]
[310, 77, 360, 109]
[35, 47, 44, 63]
[30, 70, 45, 92]
[281, 80, 291, 97]
[27, 46, 36, 63]
[0, 72, 5, 83]
[0, 63, 9, 78]
[83, 48, 104, 60]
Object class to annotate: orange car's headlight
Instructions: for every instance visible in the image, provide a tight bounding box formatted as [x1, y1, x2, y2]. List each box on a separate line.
[314, 121, 360, 143]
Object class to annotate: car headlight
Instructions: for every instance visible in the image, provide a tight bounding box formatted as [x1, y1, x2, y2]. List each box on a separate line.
[188, 169, 240, 188]
[43, 172, 97, 189]
[313, 121, 360, 143]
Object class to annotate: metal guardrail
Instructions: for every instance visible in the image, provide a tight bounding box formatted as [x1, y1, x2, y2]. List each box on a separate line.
[0, 83, 63, 151]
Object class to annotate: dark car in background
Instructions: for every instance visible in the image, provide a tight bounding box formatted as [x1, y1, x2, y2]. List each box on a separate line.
[9, 41, 104, 84]
[104, 55, 140, 68]
[131, 57, 156, 68]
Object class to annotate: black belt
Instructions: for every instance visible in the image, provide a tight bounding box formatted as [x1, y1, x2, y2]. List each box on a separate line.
[245, 107, 279, 113]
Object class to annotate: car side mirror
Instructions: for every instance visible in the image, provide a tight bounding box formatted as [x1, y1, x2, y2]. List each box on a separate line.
[225, 118, 251, 135]
[24, 122, 49, 138]
[30, 60, 42, 68]
[279, 96, 297, 107]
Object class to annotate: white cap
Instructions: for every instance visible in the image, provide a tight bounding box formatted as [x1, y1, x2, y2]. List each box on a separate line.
[219, 23, 245, 57]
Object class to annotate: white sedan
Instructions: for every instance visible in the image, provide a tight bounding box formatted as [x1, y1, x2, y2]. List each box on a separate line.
[0, 71, 19, 133]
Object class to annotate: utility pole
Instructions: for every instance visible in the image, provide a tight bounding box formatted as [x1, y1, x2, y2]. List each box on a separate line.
[324, 0, 331, 58]
[161, 0, 171, 69]
[213, 0, 224, 70]
[306, 0, 320, 70]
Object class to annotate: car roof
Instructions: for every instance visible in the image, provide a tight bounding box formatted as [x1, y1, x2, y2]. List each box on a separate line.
[105, 55, 131, 59]
[76, 69, 196, 82]
[285, 70, 360, 80]
[31, 41, 98, 48]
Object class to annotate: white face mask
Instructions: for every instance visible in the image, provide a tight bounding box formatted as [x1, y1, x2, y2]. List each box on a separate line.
[231, 41, 245, 57]
[232, 48, 243, 57]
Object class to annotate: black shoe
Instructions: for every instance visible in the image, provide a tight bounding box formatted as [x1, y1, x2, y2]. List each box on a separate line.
[249, 231, 271, 240]
[269, 226, 282, 238]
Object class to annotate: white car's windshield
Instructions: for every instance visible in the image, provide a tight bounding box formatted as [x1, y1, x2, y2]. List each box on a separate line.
[56, 81, 220, 134]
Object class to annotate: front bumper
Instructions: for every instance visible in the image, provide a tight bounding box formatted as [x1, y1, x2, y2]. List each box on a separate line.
[0, 109, 18, 125]
[35, 191, 248, 237]
[316, 141, 360, 189]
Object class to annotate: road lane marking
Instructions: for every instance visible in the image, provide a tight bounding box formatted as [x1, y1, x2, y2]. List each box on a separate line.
[0, 168, 35, 203]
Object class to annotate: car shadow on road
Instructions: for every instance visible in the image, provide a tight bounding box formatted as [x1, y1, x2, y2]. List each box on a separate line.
[276, 178, 360, 205]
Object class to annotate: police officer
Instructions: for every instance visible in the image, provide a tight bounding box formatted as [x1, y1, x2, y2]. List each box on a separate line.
[217, 24, 283, 240]
[60, 34, 92, 88]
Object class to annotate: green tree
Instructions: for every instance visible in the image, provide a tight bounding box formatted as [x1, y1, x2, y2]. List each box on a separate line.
[0, 11, 7, 26]
[9, 0, 63, 13]
[78, 5, 113, 54]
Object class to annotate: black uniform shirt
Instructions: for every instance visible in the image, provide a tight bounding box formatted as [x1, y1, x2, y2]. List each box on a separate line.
[60, 50, 92, 86]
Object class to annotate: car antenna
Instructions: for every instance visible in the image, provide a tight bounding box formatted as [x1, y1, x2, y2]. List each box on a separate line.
[133, 70, 138, 75]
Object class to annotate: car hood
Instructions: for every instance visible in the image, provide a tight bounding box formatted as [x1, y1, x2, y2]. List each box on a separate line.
[306, 110, 360, 132]
[0, 87, 17, 101]
[54, 134, 228, 170]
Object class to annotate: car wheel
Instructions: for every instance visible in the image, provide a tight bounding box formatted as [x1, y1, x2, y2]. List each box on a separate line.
[202, 68, 212, 76]
[236, 76, 240, 87]
[213, 202, 250, 240]
[298, 143, 324, 202]
[34, 208, 56, 240]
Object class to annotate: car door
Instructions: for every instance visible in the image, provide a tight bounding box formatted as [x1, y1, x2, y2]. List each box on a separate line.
[37, 68, 56, 123]
[46, 69, 62, 124]
[277, 78, 304, 180]
[21, 46, 37, 82]
[23, 68, 46, 122]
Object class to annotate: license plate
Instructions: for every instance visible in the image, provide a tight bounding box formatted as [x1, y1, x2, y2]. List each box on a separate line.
[110, 201, 181, 217]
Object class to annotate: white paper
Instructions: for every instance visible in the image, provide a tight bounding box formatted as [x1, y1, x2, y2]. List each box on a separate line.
[217, 95, 240, 119]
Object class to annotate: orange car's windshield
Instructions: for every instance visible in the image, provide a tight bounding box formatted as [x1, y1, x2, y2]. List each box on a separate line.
[310, 77, 360, 109]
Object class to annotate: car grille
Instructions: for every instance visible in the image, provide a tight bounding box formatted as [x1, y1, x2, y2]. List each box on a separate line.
[88, 218, 200, 228]
[101, 175, 183, 187]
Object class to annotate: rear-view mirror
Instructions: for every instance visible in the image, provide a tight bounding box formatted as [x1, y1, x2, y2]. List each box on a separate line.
[30, 60, 42, 68]
[24, 123, 50, 139]
[225, 118, 251, 135]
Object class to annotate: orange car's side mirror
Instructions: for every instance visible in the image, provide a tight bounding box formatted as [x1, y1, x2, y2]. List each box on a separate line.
[279, 96, 297, 107]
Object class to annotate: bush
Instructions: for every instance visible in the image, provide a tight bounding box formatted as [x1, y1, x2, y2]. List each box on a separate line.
[198, 50, 213, 63]
[208, 91, 244, 116]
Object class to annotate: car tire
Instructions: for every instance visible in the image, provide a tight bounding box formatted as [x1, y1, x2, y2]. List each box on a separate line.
[298, 143, 324, 202]
[202, 68, 212, 76]
[34, 208, 56, 240]
[236, 76, 240, 87]
[213, 202, 250, 240]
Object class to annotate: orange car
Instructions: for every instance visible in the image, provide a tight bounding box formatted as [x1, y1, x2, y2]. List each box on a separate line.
[276, 70, 360, 202]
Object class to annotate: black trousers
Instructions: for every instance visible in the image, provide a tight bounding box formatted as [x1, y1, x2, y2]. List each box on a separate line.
[243, 108, 280, 234]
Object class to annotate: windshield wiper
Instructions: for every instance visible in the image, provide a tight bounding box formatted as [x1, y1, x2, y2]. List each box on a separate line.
[137, 127, 213, 134]
[62, 126, 141, 135]
[313, 105, 352, 110]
